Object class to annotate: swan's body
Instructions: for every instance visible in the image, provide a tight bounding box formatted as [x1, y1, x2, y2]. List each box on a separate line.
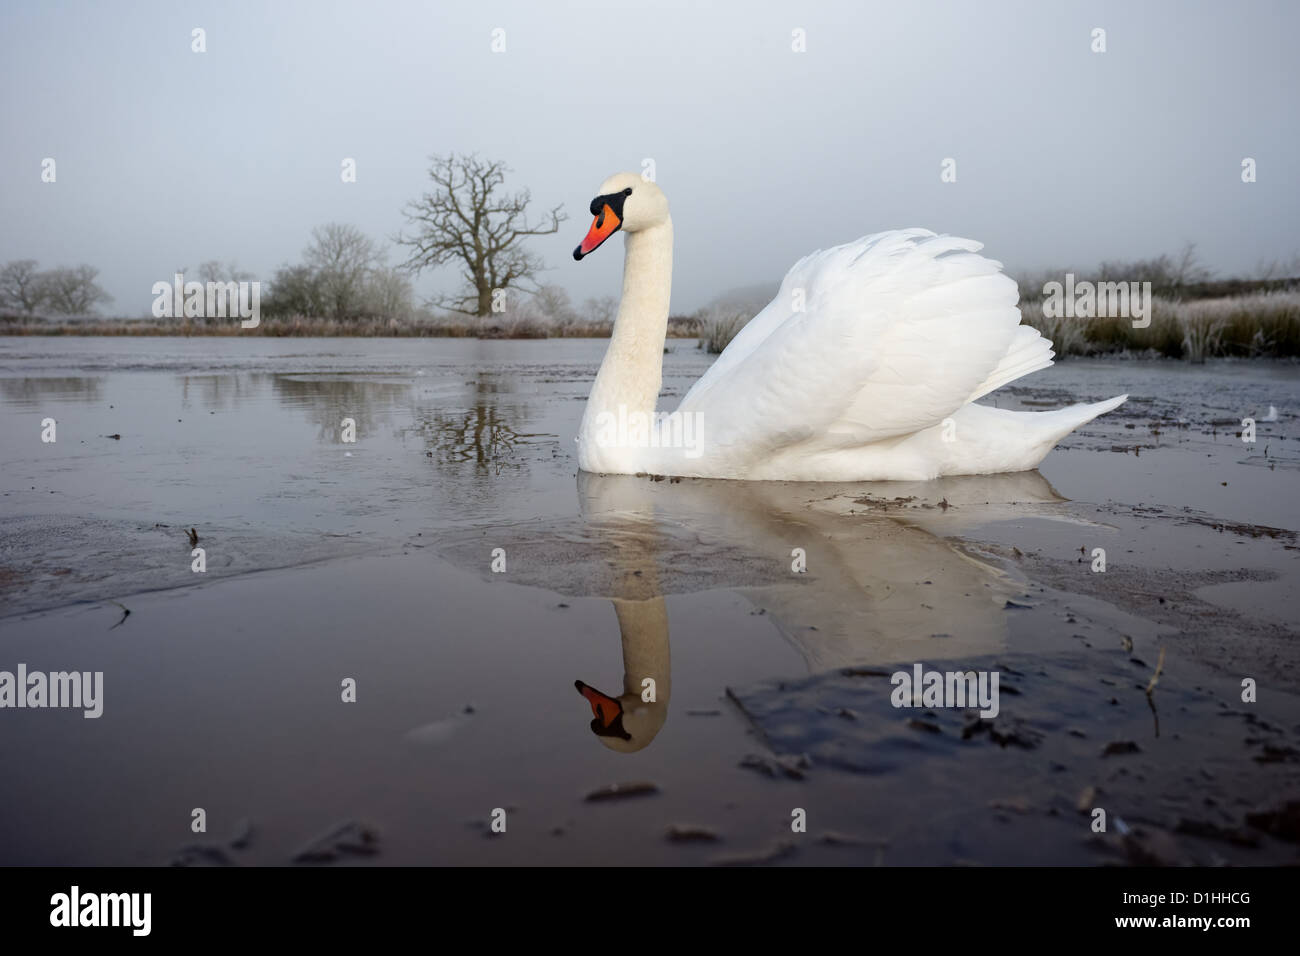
[573, 173, 1125, 481]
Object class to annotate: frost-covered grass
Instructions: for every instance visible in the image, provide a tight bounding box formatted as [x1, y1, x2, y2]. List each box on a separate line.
[1019, 291, 1300, 360]
[7, 288, 1297, 358]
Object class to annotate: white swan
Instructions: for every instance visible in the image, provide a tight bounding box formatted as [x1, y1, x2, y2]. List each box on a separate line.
[572, 172, 1126, 481]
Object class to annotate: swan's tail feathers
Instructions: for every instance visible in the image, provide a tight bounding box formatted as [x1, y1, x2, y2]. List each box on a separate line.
[968, 324, 1056, 402]
[1036, 393, 1128, 444]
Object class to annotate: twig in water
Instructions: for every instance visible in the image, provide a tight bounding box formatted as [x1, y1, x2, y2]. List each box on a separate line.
[1145, 646, 1166, 737]
[107, 600, 130, 630]
[1145, 646, 1166, 696]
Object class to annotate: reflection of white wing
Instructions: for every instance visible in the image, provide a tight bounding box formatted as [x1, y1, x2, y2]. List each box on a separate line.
[677, 230, 1053, 467]
[575, 473, 1042, 671]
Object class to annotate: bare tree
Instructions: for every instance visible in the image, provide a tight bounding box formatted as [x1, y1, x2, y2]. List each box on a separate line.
[38, 265, 112, 316]
[1254, 253, 1300, 282]
[363, 267, 415, 319]
[532, 284, 576, 326]
[581, 295, 619, 326]
[396, 154, 566, 317]
[1254, 257, 1278, 282]
[304, 223, 385, 319]
[0, 259, 47, 314]
[198, 260, 255, 284]
[1097, 242, 1212, 296]
[1170, 242, 1214, 288]
[264, 264, 325, 317]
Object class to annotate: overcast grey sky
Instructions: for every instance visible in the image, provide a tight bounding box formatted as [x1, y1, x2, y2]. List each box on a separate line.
[2, 0, 1297, 316]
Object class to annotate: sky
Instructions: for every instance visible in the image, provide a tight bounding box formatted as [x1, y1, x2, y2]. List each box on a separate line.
[1, 0, 1297, 316]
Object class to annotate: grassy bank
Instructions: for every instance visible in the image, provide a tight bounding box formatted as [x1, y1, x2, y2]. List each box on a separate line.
[0, 313, 704, 339]
[1019, 291, 1300, 360]
[6, 289, 1300, 362]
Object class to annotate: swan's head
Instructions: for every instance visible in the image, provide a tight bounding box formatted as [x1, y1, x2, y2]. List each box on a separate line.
[572, 172, 669, 260]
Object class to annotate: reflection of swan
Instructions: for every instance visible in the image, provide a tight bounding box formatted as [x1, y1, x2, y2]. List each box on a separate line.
[572, 503, 671, 753]
[571, 173, 1125, 481]
[574, 472, 1065, 672]
[574, 598, 670, 753]
[436, 469, 1071, 751]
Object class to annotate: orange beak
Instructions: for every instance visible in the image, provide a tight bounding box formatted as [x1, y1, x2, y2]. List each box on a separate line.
[575, 679, 622, 727]
[573, 204, 622, 260]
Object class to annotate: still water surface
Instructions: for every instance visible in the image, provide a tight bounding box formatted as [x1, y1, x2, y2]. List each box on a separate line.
[1, 337, 1296, 864]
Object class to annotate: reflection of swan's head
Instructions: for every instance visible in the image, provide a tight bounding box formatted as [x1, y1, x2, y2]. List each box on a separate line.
[574, 677, 668, 753]
[573, 173, 670, 260]
[573, 596, 671, 753]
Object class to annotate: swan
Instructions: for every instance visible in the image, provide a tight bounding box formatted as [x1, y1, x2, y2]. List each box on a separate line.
[571, 172, 1127, 481]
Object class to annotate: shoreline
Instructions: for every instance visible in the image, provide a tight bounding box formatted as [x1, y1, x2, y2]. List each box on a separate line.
[2, 326, 1297, 366]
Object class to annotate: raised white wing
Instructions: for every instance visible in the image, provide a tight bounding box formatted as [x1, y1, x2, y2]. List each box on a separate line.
[676, 229, 1050, 466]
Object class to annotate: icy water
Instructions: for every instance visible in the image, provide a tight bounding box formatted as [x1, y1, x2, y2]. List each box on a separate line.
[1, 337, 1297, 866]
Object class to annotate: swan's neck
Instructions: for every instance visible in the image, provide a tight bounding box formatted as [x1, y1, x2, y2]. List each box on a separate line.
[581, 219, 673, 462]
[612, 597, 670, 700]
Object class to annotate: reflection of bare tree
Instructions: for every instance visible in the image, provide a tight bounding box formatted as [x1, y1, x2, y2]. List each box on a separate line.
[406, 371, 550, 477]
[408, 403, 529, 476]
[270, 375, 410, 442]
[0, 377, 104, 405]
[179, 373, 268, 412]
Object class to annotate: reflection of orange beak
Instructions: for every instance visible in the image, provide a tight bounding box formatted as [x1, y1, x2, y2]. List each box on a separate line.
[575, 679, 622, 727]
[573, 204, 622, 260]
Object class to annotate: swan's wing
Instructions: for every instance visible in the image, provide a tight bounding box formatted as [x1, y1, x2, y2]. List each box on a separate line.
[677, 230, 1034, 462]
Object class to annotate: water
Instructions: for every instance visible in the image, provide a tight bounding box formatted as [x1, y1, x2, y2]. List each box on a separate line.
[1, 337, 1297, 865]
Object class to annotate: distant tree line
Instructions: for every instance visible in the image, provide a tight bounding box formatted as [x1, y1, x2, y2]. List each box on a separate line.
[525, 285, 619, 328]
[0, 260, 112, 316]
[1017, 243, 1300, 304]
[261, 153, 570, 323]
[3, 153, 562, 326]
[262, 223, 415, 320]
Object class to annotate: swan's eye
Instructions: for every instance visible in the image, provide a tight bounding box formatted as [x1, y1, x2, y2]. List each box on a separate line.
[623, 187, 633, 196]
